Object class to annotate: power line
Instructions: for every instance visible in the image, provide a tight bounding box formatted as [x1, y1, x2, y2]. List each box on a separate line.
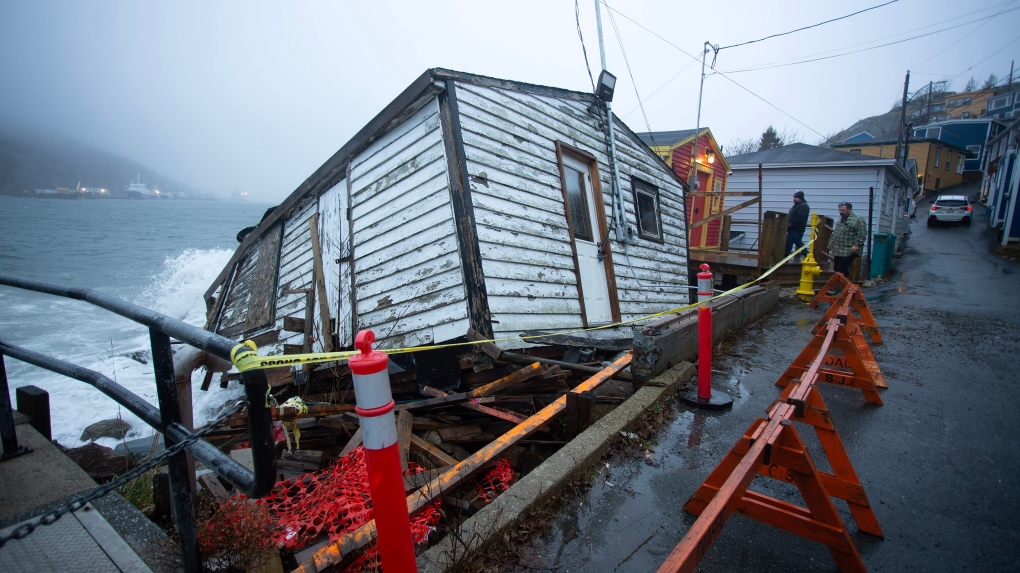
[718, 0, 899, 51]
[720, 7, 1020, 75]
[908, 1, 1011, 69]
[604, 5, 654, 135]
[574, 0, 596, 94]
[946, 37, 1020, 83]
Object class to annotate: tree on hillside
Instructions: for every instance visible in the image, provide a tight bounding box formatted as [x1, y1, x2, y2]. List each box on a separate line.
[964, 77, 977, 92]
[724, 136, 760, 156]
[982, 74, 999, 90]
[759, 126, 782, 150]
[726, 126, 802, 156]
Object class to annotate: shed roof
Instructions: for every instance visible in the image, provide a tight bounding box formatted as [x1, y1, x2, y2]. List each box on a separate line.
[205, 67, 680, 302]
[727, 143, 917, 188]
[634, 129, 700, 148]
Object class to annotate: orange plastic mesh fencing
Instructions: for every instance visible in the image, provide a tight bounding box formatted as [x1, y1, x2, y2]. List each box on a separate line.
[255, 446, 439, 552]
[477, 459, 516, 503]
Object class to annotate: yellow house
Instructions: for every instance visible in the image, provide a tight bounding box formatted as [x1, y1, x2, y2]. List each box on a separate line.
[832, 138, 969, 193]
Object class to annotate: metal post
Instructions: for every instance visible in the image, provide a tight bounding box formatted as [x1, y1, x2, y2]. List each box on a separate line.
[349, 330, 416, 571]
[150, 329, 200, 573]
[0, 351, 31, 460]
[680, 265, 732, 411]
[867, 187, 875, 279]
[896, 71, 910, 162]
[594, 0, 627, 242]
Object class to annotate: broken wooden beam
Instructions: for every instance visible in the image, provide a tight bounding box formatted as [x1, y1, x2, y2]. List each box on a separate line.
[422, 386, 529, 424]
[467, 362, 543, 397]
[293, 351, 633, 573]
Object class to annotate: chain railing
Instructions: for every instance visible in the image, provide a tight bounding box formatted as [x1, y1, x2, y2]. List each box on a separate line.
[0, 274, 278, 573]
[0, 398, 247, 547]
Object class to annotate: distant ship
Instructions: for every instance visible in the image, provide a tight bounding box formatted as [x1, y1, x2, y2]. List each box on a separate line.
[124, 176, 152, 199]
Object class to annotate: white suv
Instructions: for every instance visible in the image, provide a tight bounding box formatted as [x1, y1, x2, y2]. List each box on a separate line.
[928, 195, 972, 227]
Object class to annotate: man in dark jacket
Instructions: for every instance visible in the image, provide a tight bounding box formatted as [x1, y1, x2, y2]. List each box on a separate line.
[785, 190, 809, 257]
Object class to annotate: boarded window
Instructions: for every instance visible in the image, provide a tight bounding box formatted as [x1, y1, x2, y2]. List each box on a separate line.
[631, 177, 662, 241]
[216, 223, 283, 337]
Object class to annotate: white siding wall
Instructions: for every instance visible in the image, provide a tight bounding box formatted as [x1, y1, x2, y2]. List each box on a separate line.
[275, 194, 320, 352]
[455, 82, 687, 340]
[727, 165, 892, 257]
[319, 181, 353, 347]
[348, 98, 468, 350]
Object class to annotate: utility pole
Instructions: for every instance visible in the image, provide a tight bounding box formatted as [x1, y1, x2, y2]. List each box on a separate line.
[692, 42, 719, 192]
[1009, 60, 1014, 91]
[925, 81, 933, 125]
[895, 70, 910, 162]
[593, 0, 626, 242]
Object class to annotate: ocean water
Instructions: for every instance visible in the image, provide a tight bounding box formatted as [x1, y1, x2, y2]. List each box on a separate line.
[0, 195, 273, 448]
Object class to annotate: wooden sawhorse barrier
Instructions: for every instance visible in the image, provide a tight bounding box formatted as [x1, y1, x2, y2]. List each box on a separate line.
[658, 318, 883, 573]
[809, 272, 854, 308]
[811, 280, 883, 345]
[776, 283, 888, 401]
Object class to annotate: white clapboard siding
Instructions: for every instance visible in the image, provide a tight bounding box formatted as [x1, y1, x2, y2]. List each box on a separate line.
[608, 118, 689, 319]
[455, 81, 688, 338]
[274, 194, 319, 352]
[318, 179, 353, 348]
[727, 165, 893, 256]
[348, 98, 467, 349]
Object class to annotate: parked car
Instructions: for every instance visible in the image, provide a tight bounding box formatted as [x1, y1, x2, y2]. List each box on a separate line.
[928, 195, 972, 227]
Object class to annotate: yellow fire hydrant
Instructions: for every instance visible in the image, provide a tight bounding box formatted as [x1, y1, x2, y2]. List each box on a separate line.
[796, 212, 822, 302]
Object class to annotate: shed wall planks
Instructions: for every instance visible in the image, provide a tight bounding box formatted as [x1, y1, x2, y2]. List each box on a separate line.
[348, 98, 467, 349]
[726, 165, 899, 256]
[454, 81, 688, 338]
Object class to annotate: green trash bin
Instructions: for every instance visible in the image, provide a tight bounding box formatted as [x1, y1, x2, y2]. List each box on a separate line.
[870, 233, 892, 279]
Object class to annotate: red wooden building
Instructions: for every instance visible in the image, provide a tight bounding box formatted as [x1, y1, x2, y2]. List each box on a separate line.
[636, 128, 731, 249]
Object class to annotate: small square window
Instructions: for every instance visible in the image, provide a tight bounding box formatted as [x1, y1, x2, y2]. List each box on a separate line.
[964, 97, 972, 105]
[631, 177, 663, 241]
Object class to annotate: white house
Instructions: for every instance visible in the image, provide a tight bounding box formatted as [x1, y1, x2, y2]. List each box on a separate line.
[724, 143, 918, 266]
[202, 68, 691, 383]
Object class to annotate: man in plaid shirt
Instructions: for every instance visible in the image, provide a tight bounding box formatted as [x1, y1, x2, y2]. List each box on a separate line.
[829, 202, 867, 276]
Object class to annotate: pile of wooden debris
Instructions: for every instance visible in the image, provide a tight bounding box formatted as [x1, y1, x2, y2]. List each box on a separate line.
[192, 342, 636, 570]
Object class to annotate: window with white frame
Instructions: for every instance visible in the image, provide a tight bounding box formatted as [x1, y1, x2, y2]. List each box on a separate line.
[934, 148, 941, 168]
[955, 155, 965, 174]
[945, 151, 952, 171]
[631, 177, 663, 241]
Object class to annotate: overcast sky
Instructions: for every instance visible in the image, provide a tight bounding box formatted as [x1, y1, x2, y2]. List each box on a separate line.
[2, 0, 1018, 202]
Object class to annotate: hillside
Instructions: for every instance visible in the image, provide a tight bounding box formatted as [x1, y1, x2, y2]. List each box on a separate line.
[825, 109, 903, 145]
[0, 127, 198, 195]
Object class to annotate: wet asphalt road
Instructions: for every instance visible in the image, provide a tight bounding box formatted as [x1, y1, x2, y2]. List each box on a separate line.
[516, 184, 1020, 572]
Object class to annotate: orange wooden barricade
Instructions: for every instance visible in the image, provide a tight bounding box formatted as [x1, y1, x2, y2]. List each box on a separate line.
[811, 283, 883, 345]
[777, 310, 887, 402]
[661, 403, 866, 573]
[809, 272, 853, 308]
[659, 319, 882, 573]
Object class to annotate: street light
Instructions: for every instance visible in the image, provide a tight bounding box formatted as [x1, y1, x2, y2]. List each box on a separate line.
[596, 70, 617, 102]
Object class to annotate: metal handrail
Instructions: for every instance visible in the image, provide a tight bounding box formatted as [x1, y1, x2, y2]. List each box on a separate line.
[0, 274, 277, 572]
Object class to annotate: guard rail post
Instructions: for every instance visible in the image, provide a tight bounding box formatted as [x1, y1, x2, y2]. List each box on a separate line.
[0, 349, 31, 461]
[681, 265, 732, 411]
[150, 328, 200, 573]
[349, 330, 416, 571]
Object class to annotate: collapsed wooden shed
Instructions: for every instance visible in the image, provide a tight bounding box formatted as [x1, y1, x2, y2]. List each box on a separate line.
[203, 68, 690, 385]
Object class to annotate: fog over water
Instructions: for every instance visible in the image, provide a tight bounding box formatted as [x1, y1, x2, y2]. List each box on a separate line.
[1, 1, 1018, 202]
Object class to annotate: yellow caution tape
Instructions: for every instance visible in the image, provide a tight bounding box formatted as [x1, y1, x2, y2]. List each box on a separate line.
[229, 241, 814, 373]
